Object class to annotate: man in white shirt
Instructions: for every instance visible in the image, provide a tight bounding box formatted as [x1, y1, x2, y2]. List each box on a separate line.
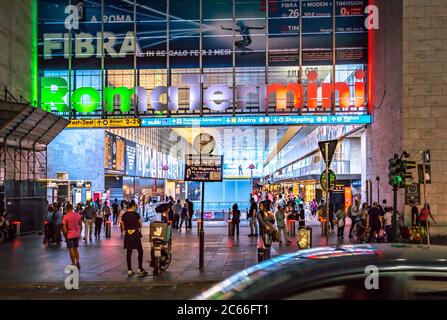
[348, 200, 360, 238]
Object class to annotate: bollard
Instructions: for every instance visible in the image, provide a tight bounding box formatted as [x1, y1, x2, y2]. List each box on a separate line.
[227, 220, 234, 236]
[287, 220, 296, 236]
[105, 221, 112, 238]
[197, 220, 202, 237]
[11, 221, 21, 237]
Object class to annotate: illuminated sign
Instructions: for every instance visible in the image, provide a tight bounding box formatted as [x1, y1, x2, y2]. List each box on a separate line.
[41, 69, 366, 114]
[141, 115, 371, 128]
[67, 118, 140, 128]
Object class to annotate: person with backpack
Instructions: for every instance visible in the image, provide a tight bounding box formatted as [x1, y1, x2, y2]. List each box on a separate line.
[83, 200, 96, 241]
[44, 204, 55, 245]
[309, 199, 318, 220]
[231, 203, 241, 237]
[94, 203, 104, 238]
[348, 200, 360, 238]
[336, 205, 347, 239]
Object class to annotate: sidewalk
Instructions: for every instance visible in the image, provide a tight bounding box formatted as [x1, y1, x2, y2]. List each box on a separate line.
[0, 220, 360, 299]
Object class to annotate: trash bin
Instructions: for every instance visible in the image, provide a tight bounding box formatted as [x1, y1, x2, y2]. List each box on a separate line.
[197, 220, 202, 237]
[227, 220, 234, 236]
[297, 226, 312, 249]
[287, 220, 296, 236]
[105, 221, 112, 238]
[257, 246, 271, 263]
[11, 221, 21, 237]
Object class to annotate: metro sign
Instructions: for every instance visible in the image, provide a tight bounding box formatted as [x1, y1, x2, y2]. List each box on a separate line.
[40, 69, 366, 114]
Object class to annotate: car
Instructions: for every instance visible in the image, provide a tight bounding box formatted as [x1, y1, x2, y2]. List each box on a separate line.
[194, 244, 447, 300]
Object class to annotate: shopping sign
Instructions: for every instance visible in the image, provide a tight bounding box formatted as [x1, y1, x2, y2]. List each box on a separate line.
[185, 154, 223, 182]
[40, 69, 367, 114]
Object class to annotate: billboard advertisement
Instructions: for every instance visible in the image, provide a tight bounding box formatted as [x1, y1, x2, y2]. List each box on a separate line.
[104, 132, 125, 174]
[38, 0, 368, 70]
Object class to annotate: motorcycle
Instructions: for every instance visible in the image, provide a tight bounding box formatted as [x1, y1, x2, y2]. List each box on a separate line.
[149, 221, 172, 276]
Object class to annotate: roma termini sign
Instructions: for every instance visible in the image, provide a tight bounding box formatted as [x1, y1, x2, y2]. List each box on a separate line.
[41, 69, 367, 114]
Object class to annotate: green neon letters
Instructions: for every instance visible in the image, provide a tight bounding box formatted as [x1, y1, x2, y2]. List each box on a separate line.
[104, 87, 135, 113]
[40, 77, 135, 113]
[41, 77, 69, 112]
[71, 87, 100, 113]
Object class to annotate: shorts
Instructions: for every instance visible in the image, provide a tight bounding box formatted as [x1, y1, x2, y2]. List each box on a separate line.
[67, 238, 79, 249]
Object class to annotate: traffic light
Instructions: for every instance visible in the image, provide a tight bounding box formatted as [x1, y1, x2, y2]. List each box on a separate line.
[388, 158, 406, 188]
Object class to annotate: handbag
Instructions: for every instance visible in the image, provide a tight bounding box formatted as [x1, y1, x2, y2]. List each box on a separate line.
[337, 218, 345, 228]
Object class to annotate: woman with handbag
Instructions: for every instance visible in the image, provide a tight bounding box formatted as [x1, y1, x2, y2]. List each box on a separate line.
[231, 203, 241, 237]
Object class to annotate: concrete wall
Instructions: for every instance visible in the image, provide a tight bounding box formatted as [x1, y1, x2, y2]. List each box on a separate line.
[0, 0, 34, 101]
[48, 129, 105, 193]
[366, 0, 404, 208]
[366, 0, 447, 235]
[401, 0, 447, 235]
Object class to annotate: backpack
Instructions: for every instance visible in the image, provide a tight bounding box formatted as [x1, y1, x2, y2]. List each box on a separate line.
[52, 210, 57, 222]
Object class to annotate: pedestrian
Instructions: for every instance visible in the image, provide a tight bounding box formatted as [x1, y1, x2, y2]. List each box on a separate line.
[82, 200, 96, 241]
[122, 200, 148, 277]
[53, 203, 63, 245]
[420, 204, 436, 233]
[348, 200, 360, 238]
[257, 200, 275, 248]
[310, 199, 318, 220]
[95, 202, 104, 238]
[356, 203, 369, 243]
[336, 205, 346, 239]
[231, 203, 241, 237]
[112, 199, 119, 225]
[172, 199, 182, 229]
[118, 201, 126, 236]
[102, 201, 111, 226]
[186, 199, 194, 229]
[44, 204, 55, 245]
[62, 203, 82, 270]
[248, 198, 258, 237]
[328, 201, 335, 233]
[368, 202, 382, 242]
[317, 200, 328, 236]
[179, 203, 189, 231]
[383, 207, 393, 242]
[298, 203, 306, 227]
[275, 201, 291, 245]
[411, 205, 419, 227]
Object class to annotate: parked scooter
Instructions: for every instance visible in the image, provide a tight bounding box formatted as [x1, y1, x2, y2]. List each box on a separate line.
[149, 220, 172, 276]
[150, 202, 173, 276]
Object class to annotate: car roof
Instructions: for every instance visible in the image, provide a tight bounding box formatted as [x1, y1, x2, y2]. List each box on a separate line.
[195, 244, 447, 300]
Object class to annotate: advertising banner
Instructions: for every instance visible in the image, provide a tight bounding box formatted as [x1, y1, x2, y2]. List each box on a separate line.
[125, 140, 137, 177]
[38, 0, 368, 70]
[104, 132, 125, 174]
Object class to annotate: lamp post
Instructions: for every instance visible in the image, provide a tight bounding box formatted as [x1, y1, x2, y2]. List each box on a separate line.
[162, 165, 168, 202]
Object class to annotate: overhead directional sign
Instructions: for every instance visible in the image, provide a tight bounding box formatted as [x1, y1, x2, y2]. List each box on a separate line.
[318, 140, 338, 168]
[67, 118, 141, 128]
[185, 154, 223, 182]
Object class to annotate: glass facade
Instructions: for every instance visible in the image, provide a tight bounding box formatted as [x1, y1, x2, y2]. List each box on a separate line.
[38, 0, 369, 118]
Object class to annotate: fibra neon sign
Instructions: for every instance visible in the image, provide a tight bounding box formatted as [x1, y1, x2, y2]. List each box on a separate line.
[40, 69, 366, 113]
